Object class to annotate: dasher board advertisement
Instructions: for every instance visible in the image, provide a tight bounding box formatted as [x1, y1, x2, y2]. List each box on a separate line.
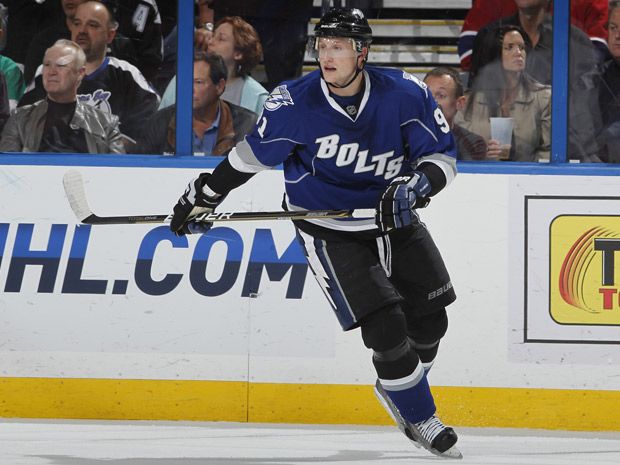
[524, 196, 620, 345]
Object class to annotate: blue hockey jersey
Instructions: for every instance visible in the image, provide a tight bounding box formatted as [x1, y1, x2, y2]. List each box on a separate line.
[228, 66, 457, 231]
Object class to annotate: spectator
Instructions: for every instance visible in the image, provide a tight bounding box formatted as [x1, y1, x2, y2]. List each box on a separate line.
[19, 1, 159, 147]
[153, 24, 180, 95]
[206, 0, 313, 91]
[24, 0, 90, 86]
[207, 16, 267, 115]
[24, 0, 160, 88]
[0, 39, 124, 153]
[152, 0, 216, 95]
[2, 0, 63, 66]
[471, 0, 602, 162]
[101, 0, 163, 82]
[423, 67, 487, 161]
[0, 72, 10, 133]
[458, 0, 609, 71]
[156, 0, 178, 39]
[160, 16, 268, 117]
[456, 25, 551, 162]
[0, 3, 25, 109]
[195, 0, 214, 52]
[596, 1, 620, 163]
[139, 52, 255, 156]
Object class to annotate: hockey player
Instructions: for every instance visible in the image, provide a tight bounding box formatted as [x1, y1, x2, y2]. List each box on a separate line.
[170, 7, 461, 459]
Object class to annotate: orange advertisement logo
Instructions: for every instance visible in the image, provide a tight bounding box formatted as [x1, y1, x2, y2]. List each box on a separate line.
[550, 216, 620, 325]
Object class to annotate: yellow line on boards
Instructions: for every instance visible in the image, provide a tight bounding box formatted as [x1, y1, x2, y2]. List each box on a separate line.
[1, 378, 619, 431]
[0, 378, 248, 422]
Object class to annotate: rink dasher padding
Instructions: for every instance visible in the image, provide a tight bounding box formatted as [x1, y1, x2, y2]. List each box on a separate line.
[1, 164, 619, 430]
[2, 378, 620, 431]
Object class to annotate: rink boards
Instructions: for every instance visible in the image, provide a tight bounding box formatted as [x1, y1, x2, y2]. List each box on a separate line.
[0, 164, 619, 430]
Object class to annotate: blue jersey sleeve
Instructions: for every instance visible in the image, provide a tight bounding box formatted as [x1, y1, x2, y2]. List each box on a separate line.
[398, 72, 457, 162]
[242, 84, 305, 168]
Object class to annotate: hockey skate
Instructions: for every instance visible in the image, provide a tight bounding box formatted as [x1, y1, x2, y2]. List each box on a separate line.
[374, 380, 462, 459]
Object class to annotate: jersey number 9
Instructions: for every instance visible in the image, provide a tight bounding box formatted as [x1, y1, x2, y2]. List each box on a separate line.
[433, 108, 450, 134]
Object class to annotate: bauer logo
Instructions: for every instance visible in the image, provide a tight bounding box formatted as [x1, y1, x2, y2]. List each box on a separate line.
[549, 215, 620, 325]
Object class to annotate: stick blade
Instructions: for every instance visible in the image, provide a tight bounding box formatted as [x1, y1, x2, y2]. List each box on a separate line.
[62, 170, 93, 222]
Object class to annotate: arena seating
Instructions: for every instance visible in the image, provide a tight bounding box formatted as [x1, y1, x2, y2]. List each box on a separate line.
[252, 0, 471, 82]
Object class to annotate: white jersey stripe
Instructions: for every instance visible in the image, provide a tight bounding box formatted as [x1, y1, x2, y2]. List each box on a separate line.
[107, 57, 159, 98]
[228, 139, 272, 173]
[379, 363, 425, 392]
[415, 153, 457, 187]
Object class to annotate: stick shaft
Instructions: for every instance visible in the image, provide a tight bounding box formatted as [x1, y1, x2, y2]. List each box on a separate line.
[63, 169, 375, 225]
[82, 209, 371, 225]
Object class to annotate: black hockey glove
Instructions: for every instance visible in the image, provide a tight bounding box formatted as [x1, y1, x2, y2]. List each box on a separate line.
[376, 172, 431, 232]
[170, 173, 223, 236]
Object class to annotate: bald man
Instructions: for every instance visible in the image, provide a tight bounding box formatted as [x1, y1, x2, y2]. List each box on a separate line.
[0, 39, 124, 153]
[19, 1, 159, 146]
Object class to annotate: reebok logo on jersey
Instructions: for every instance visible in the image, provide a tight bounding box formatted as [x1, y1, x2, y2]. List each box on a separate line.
[264, 85, 294, 111]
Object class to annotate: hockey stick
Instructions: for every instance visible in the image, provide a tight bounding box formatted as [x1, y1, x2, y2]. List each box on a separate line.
[62, 170, 375, 225]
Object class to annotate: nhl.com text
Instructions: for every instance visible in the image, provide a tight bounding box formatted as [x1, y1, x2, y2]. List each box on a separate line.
[0, 223, 309, 299]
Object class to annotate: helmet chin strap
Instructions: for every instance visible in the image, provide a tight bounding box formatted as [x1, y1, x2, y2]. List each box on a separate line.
[319, 58, 366, 90]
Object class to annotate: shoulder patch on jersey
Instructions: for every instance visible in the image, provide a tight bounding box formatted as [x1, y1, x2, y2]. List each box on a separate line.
[402, 71, 425, 88]
[402, 71, 428, 96]
[264, 85, 294, 111]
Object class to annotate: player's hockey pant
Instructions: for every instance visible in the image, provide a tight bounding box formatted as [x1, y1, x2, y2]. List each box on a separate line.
[361, 303, 447, 423]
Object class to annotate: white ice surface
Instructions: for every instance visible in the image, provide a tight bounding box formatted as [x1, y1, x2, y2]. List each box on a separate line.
[1, 420, 620, 465]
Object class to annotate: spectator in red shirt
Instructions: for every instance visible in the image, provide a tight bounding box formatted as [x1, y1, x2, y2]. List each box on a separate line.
[458, 0, 609, 71]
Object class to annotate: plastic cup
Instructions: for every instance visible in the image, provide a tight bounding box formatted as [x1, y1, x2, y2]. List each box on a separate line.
[490, 117, 513, 160]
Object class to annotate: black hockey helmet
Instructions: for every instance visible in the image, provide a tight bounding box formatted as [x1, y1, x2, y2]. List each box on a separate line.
[314, 8, 373, 49]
